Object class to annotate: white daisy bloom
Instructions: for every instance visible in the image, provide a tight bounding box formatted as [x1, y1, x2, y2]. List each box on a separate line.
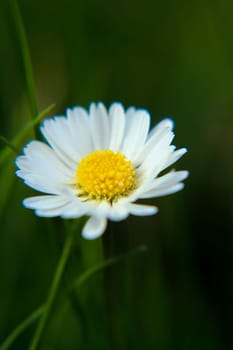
[16, 102, 189, 240]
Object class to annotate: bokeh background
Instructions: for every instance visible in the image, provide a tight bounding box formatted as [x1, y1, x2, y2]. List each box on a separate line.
[0, 0, 233, 349]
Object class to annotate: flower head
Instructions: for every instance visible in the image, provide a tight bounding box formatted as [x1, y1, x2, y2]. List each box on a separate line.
[16, 102, 189, 239]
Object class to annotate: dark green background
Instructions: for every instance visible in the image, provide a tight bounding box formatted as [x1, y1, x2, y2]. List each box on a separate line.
[0, 0, 233, 349]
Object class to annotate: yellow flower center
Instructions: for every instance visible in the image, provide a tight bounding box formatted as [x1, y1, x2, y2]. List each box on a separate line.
[76, 150, 136, 202]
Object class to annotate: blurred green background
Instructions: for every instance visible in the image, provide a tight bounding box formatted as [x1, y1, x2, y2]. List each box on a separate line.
[0, 0, 233, 349]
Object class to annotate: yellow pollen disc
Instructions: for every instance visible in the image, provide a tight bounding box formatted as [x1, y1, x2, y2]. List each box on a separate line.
[76, 150, 136, 201]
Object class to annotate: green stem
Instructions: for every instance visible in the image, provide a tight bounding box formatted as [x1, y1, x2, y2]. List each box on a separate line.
[10, 0, 38, 124]
[28, 225, 76, 350]
[0, 307, 44, 350]
[69, 244, 147, 291]
[0, 243, 147, 350]
[0, 136, 20, 154]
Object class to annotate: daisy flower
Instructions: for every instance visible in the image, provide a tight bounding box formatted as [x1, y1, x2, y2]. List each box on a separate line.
[16, 102, 189, 239]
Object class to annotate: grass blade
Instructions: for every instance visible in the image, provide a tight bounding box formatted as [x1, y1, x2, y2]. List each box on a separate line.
[0, 103, 55, 165]
[0, 244, 147, 350]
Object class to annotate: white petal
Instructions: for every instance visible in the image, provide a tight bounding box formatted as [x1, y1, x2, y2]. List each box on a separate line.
[139, 130, 175, 178]
[148, 118, 174, 139]
[66, 107, 93, 157]
[35, 201, 75, 217]
[139, 148, 174, 184]
[94, 201, 112, 217]
[128, 203, 158, 216]
[17, 141, 73, 178]
[82, 216, 107, 240]
[28, 188, 87, 218]
[162, 148, 188, 170]
[17, 173, 63, 194]
[108, 103, 125, 151]
[121, 109, 150, 162]
[16, 141, 74, 194]
[139, 127, 174, 166]
[89, 103, 109, 150]
[140, 183, 185, 199]
[141, 170, 189, 194]
[108, 203, 129, 221]
[35, 208, 63, 217]
[138, 124, 174, 163]
[63, 188, 100, 214]
[125, 106, 136, 117]
[41, 117, 80, 168]
[60, 201, 87, 218]
[23, 195, 69, 210]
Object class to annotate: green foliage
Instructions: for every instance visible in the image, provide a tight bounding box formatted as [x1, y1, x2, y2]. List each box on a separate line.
[0, 0, 233, 349]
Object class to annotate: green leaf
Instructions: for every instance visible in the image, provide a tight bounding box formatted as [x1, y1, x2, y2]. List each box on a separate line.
[0, 136, 20, 154]
[10, 0, 38, 121]
[0, 103, 55, 166]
